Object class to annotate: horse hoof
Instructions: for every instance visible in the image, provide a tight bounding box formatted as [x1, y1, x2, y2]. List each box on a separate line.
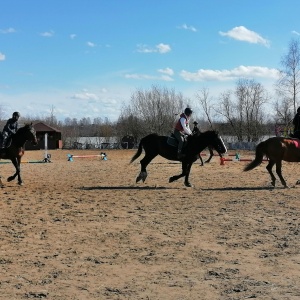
[184, 182, 192, 187]
[7, 176, 15, 182]
[18, 182, 23, 186]
[296, 180, 300, 185]
[169, 177, 175, 183]
[136, 172, 147, 183]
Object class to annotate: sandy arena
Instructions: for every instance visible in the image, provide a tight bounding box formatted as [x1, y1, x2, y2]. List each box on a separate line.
[0, 149, 299, 299]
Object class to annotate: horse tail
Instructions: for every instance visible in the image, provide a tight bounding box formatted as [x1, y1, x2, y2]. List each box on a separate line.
[130, 138, 143, 163]
[244, 141, 266, 171]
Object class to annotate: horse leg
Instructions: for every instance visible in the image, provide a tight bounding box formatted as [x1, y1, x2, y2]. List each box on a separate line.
[0, 176, 4, 188]
[205, 147, 214, 163]
[266, 160, 276, 187]
[169, 162, 187, 184]
[184, 163, 193, 187]
[8, 158, 22, 185]
[275, 161, 288, 188]
[136, 154, 156, 183]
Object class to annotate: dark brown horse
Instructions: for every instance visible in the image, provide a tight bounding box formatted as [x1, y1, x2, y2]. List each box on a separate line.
[198, 146, 217, 165]
[130, 130, 227, 187]
[244, 136, 300, 188]
[191, 122, 222, 166]
[0, 124, 38, 186]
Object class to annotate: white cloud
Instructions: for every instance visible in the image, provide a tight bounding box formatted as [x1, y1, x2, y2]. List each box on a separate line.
[177, 24, 197, 32]
[70, 34, 77, 39]
[156, 43, 171, 53]
[158, 67, 174, 76]
[136, 44, 154, 53]
[137, 43, 171, 54]
[125, 73, 174, 81]
[292, 30, 300, 36]
[0, 27, 16, 34]
[180, 65, 280, 82]
[0, 52, 5, 61]
[87, 41, 96, 47]
[219, 26, 270, 47]
[71, 92, 99, 101]
[40, 30, 54, 37]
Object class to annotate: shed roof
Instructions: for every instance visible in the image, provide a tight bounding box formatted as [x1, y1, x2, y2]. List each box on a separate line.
[34, 122, 61, 132]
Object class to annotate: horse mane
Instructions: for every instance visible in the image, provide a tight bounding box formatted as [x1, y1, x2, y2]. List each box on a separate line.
[190, 129, 218, 139]
[17, 123, 33, 131]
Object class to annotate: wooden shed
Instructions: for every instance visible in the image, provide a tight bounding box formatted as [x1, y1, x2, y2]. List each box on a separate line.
[26, 122, 62, 150]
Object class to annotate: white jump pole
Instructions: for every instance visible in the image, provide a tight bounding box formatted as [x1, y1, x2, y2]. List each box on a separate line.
[44, 133, 48, 160]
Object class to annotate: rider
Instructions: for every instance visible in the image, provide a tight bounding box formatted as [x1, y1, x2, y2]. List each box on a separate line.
[1, 112, 20, 149]
[292, 107, 300, 139]
[174, 107, 193, 159]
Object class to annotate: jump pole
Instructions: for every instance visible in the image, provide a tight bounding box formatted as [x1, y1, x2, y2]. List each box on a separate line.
[67, 152, 107, 161]
[220, 157, 269, 165]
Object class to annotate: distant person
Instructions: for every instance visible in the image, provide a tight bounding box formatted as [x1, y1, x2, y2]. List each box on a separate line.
[173, 107, 193, 159]
[292, 107, 300, 139]
[1, 112, 20, 149]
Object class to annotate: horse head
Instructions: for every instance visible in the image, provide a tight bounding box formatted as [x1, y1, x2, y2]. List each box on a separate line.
[17, 123, 38, 146]
[210, 131, 227, 154]
[201, 130, 227, 155]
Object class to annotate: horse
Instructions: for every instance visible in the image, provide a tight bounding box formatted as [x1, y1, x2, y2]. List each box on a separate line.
[244, 136, 300, 188]
[198, 145, 222, 165]
[191, 122, 222, 166]
[0, 123, 38, 187]
[130, 130, 227, 187]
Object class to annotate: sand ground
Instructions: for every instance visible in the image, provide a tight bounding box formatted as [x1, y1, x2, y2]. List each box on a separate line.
[0, 149, 299, 300]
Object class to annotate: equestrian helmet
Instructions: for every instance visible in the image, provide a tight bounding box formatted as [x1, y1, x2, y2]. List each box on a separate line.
[13, 111, 20, 117]
[184, 107, 193, 116]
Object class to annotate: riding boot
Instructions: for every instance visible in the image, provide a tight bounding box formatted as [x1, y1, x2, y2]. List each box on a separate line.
[177, 150, 185, 159]
[1, 137, 7, 149]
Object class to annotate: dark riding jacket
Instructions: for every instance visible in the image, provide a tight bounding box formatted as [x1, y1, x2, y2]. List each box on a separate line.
[2, 118, 19, 137]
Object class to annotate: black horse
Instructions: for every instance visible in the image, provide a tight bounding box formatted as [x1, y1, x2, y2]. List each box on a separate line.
[198, 146, 215, 166]
[0, 124, 38, 186]
[130, 130, 227, 187]
[192, 122, 222, 166]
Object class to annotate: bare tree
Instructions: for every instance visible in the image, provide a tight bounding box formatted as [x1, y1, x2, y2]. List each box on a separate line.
[276, 38, 300, 114]
[195, 87, 214, 128]
[216, 90, 243, 141]
[119, 85, 187, 138]
[274, 97, 293, 124]
[235, 79, 268, 141]
[216, 79, 268, 142]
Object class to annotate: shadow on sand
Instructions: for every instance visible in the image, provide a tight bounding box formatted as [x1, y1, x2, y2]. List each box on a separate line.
[201, 186, 285, 191]
[80, 185, 180, 191]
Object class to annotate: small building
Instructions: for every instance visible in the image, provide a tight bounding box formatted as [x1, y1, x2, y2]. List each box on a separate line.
[26, 122, 62, 150]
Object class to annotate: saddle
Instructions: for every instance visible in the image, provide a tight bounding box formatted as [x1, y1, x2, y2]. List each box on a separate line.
[167, 133, 188, 148]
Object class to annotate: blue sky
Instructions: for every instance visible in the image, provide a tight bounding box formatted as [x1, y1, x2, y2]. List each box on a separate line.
[0, 0, 300, 122]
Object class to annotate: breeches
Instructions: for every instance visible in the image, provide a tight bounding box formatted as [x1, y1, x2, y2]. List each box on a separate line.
[173, 130, 184, 151]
